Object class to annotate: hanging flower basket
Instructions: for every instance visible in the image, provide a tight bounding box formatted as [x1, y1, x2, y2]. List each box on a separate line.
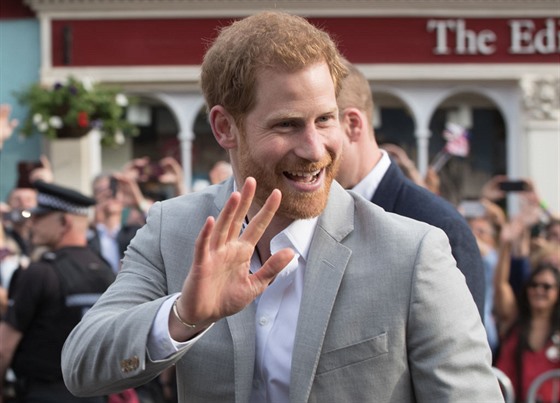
[15, 76, 139, 147]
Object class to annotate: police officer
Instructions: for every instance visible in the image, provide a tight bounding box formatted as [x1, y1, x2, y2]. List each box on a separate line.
[0, 181, 115, 403]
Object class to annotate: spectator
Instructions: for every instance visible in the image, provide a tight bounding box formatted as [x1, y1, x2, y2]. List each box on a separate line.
[495, 263, 559, 402]
[490, 179, 560, 402]
[89, 174, 144, 274]
[459, 198, 506, 359]
[208, 160, 233, 185]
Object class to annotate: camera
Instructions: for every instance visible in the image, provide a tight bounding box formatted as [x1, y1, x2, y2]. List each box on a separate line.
[2, 209, 31, 224]
[136, 161, 164, 182]
[498, 180, 529, 192]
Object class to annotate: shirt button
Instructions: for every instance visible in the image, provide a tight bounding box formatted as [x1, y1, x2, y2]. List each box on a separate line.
[258, 316, 269, 326]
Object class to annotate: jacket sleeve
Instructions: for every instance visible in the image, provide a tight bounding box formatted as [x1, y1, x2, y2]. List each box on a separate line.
[406, 227, 504, 402]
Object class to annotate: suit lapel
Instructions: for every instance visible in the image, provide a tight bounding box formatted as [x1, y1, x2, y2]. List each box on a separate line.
[227, 304, 257, 403]
[216, 179, 258, 402]
[290, 183, 354, 402]
[371, 161, 404, 209]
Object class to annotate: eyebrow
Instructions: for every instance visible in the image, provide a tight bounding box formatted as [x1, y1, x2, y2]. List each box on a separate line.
[268, 107, 339, 122]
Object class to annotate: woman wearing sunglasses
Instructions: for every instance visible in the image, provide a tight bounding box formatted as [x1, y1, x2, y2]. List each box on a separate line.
[494, 207, 560, 402]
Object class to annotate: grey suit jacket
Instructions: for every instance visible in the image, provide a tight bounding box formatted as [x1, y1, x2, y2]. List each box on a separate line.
[62, 180, 503, 403]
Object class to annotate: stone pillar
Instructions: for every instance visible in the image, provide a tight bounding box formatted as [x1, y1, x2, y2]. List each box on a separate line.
[520, 75, 560, 214]
[48, 130, 102, 196]
[415, 128, 432, 177]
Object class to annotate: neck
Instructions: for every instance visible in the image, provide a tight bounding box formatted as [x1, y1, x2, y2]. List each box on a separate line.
[54, 236, 87, 250]
[101, 213, 122, 231]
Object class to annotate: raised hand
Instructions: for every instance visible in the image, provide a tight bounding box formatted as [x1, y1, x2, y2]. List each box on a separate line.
[0, 104, 19, 149]
[171, 177, 295, 340]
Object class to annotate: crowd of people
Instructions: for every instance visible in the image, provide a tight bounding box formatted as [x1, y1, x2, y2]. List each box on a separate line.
[0, 10, 558, 403]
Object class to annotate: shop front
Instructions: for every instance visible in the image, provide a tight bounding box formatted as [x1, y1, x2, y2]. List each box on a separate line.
[24, 0, 559, 211]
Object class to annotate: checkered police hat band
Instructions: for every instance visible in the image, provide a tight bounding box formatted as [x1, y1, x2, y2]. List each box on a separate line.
[37, 193, 90, 216]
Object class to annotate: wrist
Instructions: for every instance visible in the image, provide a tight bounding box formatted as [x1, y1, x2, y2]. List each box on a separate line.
[171, 297, 212, 331]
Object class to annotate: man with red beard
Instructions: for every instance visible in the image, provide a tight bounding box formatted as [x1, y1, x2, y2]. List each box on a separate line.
[62, 11, 503, 403]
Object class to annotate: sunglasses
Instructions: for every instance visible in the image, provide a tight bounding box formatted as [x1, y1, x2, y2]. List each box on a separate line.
[528, 282, 556, 292]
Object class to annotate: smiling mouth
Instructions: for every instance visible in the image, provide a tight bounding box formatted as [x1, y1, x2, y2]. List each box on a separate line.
[283, 169, 321, 184]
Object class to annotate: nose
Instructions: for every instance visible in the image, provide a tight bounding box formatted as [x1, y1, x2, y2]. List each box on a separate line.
[294, 126, 326, 162]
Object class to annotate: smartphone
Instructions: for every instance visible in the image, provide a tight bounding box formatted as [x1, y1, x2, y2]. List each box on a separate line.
[109, 176, 119, 198]
[137, 161, 163, 182]
[458, 200, 486, 218]
[17, 161, 43, 188]
[499, 180, 529, 192]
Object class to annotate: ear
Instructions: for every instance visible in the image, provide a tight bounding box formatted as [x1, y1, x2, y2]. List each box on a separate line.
[340, 107, 364, 143]
[209, 105, 238, 150]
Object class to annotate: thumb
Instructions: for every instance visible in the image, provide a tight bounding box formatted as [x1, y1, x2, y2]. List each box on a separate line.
[252, 248, 295, 289]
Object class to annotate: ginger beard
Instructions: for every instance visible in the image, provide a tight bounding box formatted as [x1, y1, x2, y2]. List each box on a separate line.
[236, 132, 340, 220]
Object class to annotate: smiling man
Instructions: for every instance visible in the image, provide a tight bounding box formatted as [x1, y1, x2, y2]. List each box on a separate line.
[62, 11, 503, 403]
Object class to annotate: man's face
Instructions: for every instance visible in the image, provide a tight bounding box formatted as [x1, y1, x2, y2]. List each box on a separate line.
[30, 212, 64, 248]
[235, 62, 341, 220]
[8, 188, 37, 210]
[92, 176, 123, 216]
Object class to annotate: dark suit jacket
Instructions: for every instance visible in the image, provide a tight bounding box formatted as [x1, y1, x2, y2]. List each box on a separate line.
[372, 161, 485, 317]
[87, 224, 141, 263]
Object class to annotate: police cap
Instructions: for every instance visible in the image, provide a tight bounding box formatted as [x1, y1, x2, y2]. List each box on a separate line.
[30, 180, 96, 216]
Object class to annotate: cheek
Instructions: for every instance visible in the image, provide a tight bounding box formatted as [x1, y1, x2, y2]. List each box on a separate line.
[326, 129, 343, 156]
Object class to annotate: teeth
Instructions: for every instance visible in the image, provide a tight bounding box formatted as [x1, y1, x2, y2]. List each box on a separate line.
[287, 170, 320, 177]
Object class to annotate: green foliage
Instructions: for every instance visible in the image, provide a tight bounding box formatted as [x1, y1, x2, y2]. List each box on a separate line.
[15, 76, 139, 147]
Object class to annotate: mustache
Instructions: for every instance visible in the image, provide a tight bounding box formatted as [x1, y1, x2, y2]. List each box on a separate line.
[278, 153, 336, 173]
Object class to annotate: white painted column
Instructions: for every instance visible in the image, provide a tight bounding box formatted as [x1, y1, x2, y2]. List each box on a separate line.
[155, 93, 205, 193]
[415, 128, 432, 177]
[521, 75, 560, 214]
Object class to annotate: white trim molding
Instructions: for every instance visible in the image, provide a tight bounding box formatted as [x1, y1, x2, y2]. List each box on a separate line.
[25, 0, 560, 19]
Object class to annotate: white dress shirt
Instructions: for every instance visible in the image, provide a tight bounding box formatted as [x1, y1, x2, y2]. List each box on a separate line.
[96, 223, 121, 274]
[148, 216, 318, 403]
[351, 149, 391, 200]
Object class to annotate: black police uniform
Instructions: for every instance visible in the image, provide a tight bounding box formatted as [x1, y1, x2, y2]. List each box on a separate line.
[3, 181, 116, 403]
[6, 248, 115, 402]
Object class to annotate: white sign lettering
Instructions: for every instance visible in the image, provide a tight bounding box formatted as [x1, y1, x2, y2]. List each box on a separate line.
[427, 18, 559, 56]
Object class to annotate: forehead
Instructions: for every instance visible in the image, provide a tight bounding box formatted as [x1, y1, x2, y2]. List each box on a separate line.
[32, 211, 59, 222]
[252, 63, 337, 114]
[533, 270, 557, 284]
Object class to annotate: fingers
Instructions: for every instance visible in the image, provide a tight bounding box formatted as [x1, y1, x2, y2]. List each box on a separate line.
[193, 216, 215, 267]
[209, 190, 241, 249]
[209, 177, 258, 248]
[241, 187, 282, 246]
[228, 178, 256, 241]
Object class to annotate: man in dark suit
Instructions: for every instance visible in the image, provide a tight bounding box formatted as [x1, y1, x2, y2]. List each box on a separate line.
[335, 61, 485, 318]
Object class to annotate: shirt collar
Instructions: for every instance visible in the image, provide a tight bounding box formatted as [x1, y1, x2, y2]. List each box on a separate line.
[270, 216, 318, 262]
[351, 149, 391, 200]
